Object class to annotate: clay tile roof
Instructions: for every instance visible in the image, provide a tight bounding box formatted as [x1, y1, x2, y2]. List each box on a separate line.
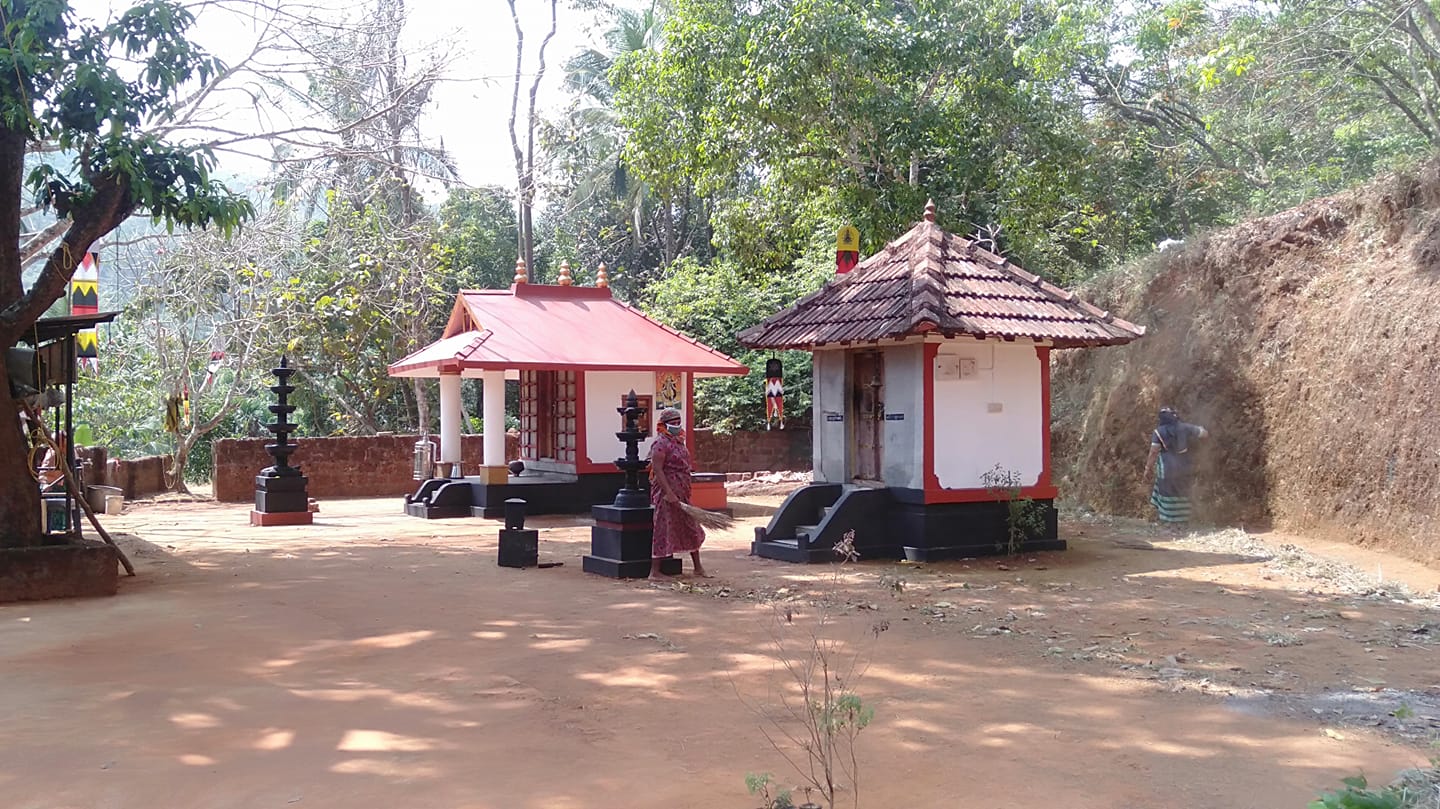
[389, 284, 749, 377]
[739, 206, 1145, 350]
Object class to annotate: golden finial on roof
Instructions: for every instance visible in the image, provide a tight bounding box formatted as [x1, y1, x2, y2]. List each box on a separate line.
[558, 259, 573, 286]
[596, 262, 609, 288]
[923, 199, 937, 223]
[513, 257, 528, 285]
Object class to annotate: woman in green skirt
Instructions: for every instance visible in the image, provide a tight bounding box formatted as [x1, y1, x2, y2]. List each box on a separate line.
[1145, 408, 1208, 531]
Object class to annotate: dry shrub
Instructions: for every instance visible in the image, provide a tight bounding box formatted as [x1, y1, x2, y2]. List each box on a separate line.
[1054, 160, 1440, 563]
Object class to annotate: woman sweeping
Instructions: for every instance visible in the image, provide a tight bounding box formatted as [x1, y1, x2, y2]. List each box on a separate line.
[648, 408, 708, 579]
[1145, 407, 1209, 531]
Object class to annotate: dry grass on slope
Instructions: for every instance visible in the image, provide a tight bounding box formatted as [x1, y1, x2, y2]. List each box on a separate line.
[1053, 162, 1440, 563]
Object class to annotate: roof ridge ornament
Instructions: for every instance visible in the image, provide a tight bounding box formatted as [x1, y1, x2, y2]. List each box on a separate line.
[558, 259, 573, 286]
[514, 257, 528, 285]
[923, 199, 937, 223]
[596, 262, 609, 288]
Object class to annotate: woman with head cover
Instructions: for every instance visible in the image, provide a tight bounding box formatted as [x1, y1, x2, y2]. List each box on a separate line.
[1145, 407, 1208, 531]
[648, 408, 708, 579]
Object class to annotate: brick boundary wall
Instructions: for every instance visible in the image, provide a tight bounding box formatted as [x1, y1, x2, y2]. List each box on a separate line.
[690, 428, 811, 473]
[212, 433, 522, 502]
[105, 455, 169, 499]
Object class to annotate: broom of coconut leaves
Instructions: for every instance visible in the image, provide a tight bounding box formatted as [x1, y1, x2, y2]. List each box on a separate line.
[678, 501, 734, 530]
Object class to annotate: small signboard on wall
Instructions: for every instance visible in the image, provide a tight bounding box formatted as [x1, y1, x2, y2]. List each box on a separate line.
[935, 355, 979, 380]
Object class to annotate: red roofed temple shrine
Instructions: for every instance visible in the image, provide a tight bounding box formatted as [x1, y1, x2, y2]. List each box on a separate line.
[388, 261, 747, 518]
[740, 201, 1144, 562]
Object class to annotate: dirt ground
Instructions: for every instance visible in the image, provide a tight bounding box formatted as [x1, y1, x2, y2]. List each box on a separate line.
[2, 493, 1438, 809]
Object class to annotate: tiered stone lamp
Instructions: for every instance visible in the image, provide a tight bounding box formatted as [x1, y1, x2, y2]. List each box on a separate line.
[251, 356, 313, 526]
[582, 390, 681, 578]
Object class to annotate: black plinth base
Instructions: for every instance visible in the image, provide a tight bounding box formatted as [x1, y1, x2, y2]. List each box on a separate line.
[498, 528, 539, 568]
[582, 503, 681, 579]
[254, 474, 311, 514]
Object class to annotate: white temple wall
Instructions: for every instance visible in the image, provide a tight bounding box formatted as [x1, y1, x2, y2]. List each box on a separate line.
[812, 348, 848, 484]
[879, 343, 925, 490]
[932, 340, 1044, 489]
[584, 371, 658, 466]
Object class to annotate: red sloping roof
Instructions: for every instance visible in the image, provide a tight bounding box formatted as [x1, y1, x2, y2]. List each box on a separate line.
[738, 204, 1145, 350]
[389, 284, 748, 377]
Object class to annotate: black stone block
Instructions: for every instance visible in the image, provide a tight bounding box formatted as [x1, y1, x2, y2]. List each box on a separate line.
[588, 526, 655, 561]
[591, 504, 654, 525]
[255, 475, 309, 492]
[255, 490, 308, 513]
[582, 554, 680, 579]
[498, 528, 539, 568]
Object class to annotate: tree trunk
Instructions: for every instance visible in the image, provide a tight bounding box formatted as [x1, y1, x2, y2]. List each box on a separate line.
[170, 433, 193, 494]
[413, 378, 431, 435]
[0, 128, 43, 548]
[0, 358, 43, 547]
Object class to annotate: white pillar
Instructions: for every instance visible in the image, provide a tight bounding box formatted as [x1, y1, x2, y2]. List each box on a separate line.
[439, 372, 462, 476]
[482, 369, 505, 468]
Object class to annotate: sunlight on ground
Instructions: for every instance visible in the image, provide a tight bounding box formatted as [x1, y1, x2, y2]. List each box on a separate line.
[254, 729, 294, 751]
[577, 665, 677, 690]
[330, 758, 440, 778]
[353, 629, 436, 649]
[169, 712, 221, 729]
[337, 729, 440, 752]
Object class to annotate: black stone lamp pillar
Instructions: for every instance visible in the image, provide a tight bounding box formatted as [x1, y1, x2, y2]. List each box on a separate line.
[582, 390, 681, 578]
[497, 498, 539, 568]
[251, 356, 314, 526]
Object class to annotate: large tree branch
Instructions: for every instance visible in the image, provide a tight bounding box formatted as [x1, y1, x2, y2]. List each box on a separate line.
[0, 127, 23, 307]
[19, 220, 71, 266]
[0, 175, 135, 345]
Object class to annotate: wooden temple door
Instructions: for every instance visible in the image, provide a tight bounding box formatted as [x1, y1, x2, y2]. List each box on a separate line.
[536, 371, 557, 459]
[851, 351, 884, 482]
[521, 370, 577, 464]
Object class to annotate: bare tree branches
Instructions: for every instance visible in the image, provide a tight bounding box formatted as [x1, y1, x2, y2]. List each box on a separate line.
[507, 0, 559, 273]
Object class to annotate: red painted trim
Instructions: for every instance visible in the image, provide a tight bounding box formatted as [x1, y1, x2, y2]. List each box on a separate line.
[250, 510, 314, 526]
[922, 342, 939, 496]
[924, 485, 1060, 504]
[393, 360, 747, 376]
[685, 370, 695, 435]
[575, 371, 589, 471]
[1037, 346, 1052, 489]
[510, 283, 613, 300]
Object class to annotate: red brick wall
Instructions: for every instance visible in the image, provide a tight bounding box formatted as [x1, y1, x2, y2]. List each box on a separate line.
[105, 456, 169, 499]
[212, 433, 521, 502]
[690, 428, 811, 473]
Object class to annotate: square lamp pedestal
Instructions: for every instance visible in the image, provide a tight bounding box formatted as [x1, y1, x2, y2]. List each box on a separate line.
[583, 504, 680, 579]
[251, 474, 313, 526]
[498, 528, 539, 568]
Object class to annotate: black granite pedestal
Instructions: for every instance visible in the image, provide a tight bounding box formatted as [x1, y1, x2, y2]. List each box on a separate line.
[582, 504, 680, 578]
[498, 528, 539, 567]
[582, 390, 681, 579]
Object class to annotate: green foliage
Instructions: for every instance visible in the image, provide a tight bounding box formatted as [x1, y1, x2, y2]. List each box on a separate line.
[74, 325, 171, 459]
[271, 191, 440, 435]
[981, 464, 1047, 556]
[745, 773, 794, 809]
[1309, 775, 1406, 809]
[4, 0, 253, 236]
[641, 254, 829, 431]
[434, 186, 521, 293]
[612, 0, 1170, 283]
